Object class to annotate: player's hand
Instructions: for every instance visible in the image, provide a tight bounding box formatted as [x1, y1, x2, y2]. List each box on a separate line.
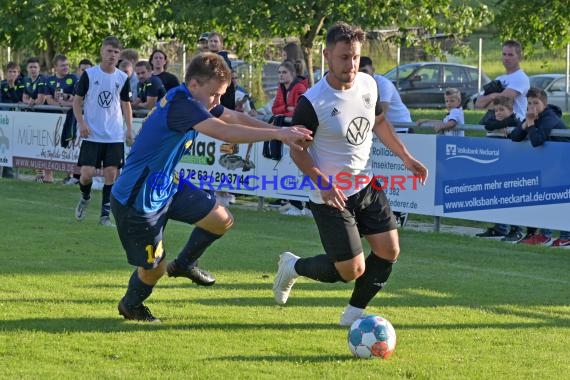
[125, 130, 135, 146]
[404, 157, 428, 185]
[321, 184, 348, 210]
[79, 122, 90, 138]
[278, 126, 313, 152]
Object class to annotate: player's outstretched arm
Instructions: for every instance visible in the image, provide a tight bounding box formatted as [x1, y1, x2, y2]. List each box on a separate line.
[194, 117, 312, 150]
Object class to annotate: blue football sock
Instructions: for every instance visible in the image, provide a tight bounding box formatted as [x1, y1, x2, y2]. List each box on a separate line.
[175, 227, 221, 268]
[122, 270, 154, 308]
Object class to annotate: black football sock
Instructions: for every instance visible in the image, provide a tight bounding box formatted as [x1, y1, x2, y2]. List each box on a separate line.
[294, 254, 345, 283]
[101, 184, 112, 217]
[175, 227, 222, 268]
[79, 181, 92, 200]
[123, 270, 154, 308]
[348, 253, 395, 309]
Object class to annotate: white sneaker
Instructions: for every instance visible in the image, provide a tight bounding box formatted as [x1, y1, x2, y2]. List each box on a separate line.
[99, 216, 116, 227]
[339, 305, 365, 327]
[75, 197, 90, 221]
[273, 251, 299, 305]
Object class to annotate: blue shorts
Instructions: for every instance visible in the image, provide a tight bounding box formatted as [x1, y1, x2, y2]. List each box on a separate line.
[111, 186, 216, 269]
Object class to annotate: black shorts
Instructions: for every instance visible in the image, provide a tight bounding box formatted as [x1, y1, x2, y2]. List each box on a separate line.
[309, 180, 398, 262]
[78, 141, 125, 169]
[110, 186, 217, 269]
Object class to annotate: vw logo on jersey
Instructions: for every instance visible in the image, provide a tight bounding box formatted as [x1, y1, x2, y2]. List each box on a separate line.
[346, 117, 371, 146]
[98, 91, 113, 108]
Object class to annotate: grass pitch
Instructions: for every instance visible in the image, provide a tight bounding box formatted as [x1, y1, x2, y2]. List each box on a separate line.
[1, 179, 570, 379]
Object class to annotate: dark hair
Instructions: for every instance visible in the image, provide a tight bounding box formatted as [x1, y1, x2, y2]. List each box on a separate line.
[184, 52, 231, 85]
[359, 56, 373, 69]
[135, 60, 152, 71]
[78, 59, 93, 66]
[26, 57, 40, 65]
[102, 36, 122, 50]
[6, 61, 19, 71]
[149, 49, 168, 70]
[326, 22, 365, 48]
[283, 42, 307, 76]
[526, 87, 547, 105]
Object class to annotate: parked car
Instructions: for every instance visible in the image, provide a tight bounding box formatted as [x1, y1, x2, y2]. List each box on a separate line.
[384, 62, 490, 109]
[529, 74, 569, 112]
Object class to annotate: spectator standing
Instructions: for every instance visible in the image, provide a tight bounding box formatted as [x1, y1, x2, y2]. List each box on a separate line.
[476, 40, 530, 123]
[271, 60, 309, 216]
[197, 32, 210, 53]
[133, 61, 166, 110]
[119, 48, 139, 101]
[1, 61, 25, 104]
[0, 61, 24, 178]
[118, 60, 135, 102]
[475, 41, 529, 240]
[208, 32, 235, 110]
[359, 56, 413, 227]
[22, 57, 47, 107]
[73, 36, 133, 227]
[149, 49, 180, 92]
[77, 59, 93, 77]
[44, 55, 79, 183]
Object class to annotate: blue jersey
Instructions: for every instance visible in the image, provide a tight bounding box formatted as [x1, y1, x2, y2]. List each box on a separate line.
[45, 74, 78, 96]
[112, 84, 224, 213]
[23, 74, 48, 100]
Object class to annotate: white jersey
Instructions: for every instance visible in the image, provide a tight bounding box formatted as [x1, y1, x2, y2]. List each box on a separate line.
[82, 65, 129, 143]
[374, 74, 412, 123]
[301, 72, 378, 203]
[496, 69, 529, 120]
[442, 107, 465, 136]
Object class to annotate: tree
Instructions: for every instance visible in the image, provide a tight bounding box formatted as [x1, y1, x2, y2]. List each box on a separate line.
[166, 0, 493, 84]
[495, 0, 570, 51]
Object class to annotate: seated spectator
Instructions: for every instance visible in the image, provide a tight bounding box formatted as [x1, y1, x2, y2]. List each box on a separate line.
[232, 71, 256, 116]
[271, 60, 309, 216]
[476, 95, 524, 241]
[133, 60, 166, 110]
[416, 88, 465, 136]
[149, 49, 180, 91]
[511, 87, 570, 247]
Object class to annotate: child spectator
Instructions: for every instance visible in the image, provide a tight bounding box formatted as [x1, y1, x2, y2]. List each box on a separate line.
[511, 87, 570, 247]
[484, 96, 521, 138]
[476, 96, 524, 241]
[416, 88, 465, 136]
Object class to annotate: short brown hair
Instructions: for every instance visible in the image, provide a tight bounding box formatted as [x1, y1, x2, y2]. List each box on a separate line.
[102, 36, 122, 50]
[492, 95, 514, 110]
[503, 39, 523, 60]
[326, 22, 365, 48]
[444, 87, 461, 102]
[135, 60, 152, 71]
[184, 52, 231, 85]
[526, 87, 547, 105]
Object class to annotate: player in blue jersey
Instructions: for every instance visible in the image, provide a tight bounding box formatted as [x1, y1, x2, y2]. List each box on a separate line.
[111, 52, 313, 322]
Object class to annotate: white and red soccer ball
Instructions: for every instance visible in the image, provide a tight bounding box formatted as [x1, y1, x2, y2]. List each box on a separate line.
[347, 315, 396, 359]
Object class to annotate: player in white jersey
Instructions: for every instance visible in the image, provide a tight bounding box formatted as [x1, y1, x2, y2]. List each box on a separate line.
[273, 22, 428, 326]
[72, 36, 134, 226]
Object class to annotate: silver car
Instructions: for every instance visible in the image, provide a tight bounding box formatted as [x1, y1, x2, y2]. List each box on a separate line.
[529, 74, 570, 112]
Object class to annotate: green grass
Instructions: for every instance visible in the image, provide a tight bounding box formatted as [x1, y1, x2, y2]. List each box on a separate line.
[2, 179, 570, 379]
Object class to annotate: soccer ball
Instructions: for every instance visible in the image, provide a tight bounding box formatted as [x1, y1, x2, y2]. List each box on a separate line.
[347, 315, 396, 359]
